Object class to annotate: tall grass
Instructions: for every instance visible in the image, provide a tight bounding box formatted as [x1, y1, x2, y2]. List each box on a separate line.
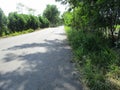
[2, 29, 34, 37]
[65, 26, 120, 90]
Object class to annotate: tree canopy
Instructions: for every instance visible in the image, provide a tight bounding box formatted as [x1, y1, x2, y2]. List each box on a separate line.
[0, 5, 53, 36]
[0, 8, 7, 36]
[43, 4, 60, 27]
[59, 0, 120, 42]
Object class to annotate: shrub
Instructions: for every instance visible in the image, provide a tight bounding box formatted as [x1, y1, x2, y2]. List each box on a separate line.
[65, 26, 120, 90]
[38, 16, 49, 28]
[8, 12, 39, 32]
[28, 15, 39, 30]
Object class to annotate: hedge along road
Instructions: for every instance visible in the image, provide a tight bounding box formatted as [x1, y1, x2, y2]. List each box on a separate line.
[0, 26, 83, 90]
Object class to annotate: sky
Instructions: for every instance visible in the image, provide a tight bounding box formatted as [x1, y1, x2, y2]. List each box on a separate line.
[0, 0, 67, 16]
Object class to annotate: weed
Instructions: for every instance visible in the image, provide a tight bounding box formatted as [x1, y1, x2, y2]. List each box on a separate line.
[65, 26, 120, 90]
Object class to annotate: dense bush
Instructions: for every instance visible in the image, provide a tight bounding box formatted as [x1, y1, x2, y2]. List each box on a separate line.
[8, 12, 24, 32]
[6, 12, 50, 36]
[8, 28, 34, 36]
[8, 13, 39, 32]
[57, 0, 120, 89]
[43, 4, 61, 27]
[38, 16, 49, 28]
[65, 26, 120, 90]
[61, 0, 120, 44]
[0, 4, 62, 37]
[63, 12, 73, 26]
[0, 8, 8, 36]
[28, 15, 39, 30]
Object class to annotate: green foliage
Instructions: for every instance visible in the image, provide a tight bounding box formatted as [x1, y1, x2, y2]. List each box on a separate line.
[43, 4, 60, 27]
[8, 12, 39, 32]
[8, 12, 23, 32]
[0, 8, 8, 36]
[0, 4, 63, 37]
[38, 16, 49, 28]
[62, 0, 120, 44]
[63, 12, 73, 26]
[61, 0, 120, 89]
[28, 15, 39, 30]
[0, 12, 51, 38]
[65, 26, 120, 90]
[6, 29, 34, 37]
[1, 12, 41, 37]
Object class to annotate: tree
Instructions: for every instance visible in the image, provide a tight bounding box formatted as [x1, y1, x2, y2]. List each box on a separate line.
[58, 0, 120, 44]
[8, 12, 26, 32]
[28, 15, 39, 30]
[8, 12, 39, 32]
[38, 16, 49, 28]
[43, 5, 60, 27]
[0, 8, 7, 36]
[63, 11, 73, 26]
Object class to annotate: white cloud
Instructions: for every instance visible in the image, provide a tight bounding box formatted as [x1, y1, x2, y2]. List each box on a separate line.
[0, 0, 66, 16]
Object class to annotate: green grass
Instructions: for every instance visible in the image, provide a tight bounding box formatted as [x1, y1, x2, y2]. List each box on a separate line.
[2, 29, 34, 38]
[65, 26, 120, 90]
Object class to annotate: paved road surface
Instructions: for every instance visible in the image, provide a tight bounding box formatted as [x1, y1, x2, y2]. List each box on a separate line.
[0, 26, 83, 90]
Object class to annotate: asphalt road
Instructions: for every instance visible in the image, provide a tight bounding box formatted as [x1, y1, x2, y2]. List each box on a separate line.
[0, 26, 83, 90]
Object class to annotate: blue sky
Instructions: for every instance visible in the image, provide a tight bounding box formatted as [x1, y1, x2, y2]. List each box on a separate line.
[0, 0, 66, 16]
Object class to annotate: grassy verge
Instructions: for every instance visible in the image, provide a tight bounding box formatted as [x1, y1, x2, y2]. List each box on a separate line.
[65, 26, 120, 90]
[2, 29, 34, 38]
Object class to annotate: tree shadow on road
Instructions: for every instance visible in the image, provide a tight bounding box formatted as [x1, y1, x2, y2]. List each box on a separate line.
[0, 39, 83, 90]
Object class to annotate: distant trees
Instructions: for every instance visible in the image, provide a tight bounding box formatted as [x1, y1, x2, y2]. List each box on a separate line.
[38, 16, 49, 28]
[0, 4, 62, 37]
[28, 15, 39, 30]
[43, 5, 61, 27]
[7, 12, 39, 32]
[3, 11, 50, 35]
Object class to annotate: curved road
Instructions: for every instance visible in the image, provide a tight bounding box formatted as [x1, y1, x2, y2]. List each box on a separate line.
[0, 26, 83, 90]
